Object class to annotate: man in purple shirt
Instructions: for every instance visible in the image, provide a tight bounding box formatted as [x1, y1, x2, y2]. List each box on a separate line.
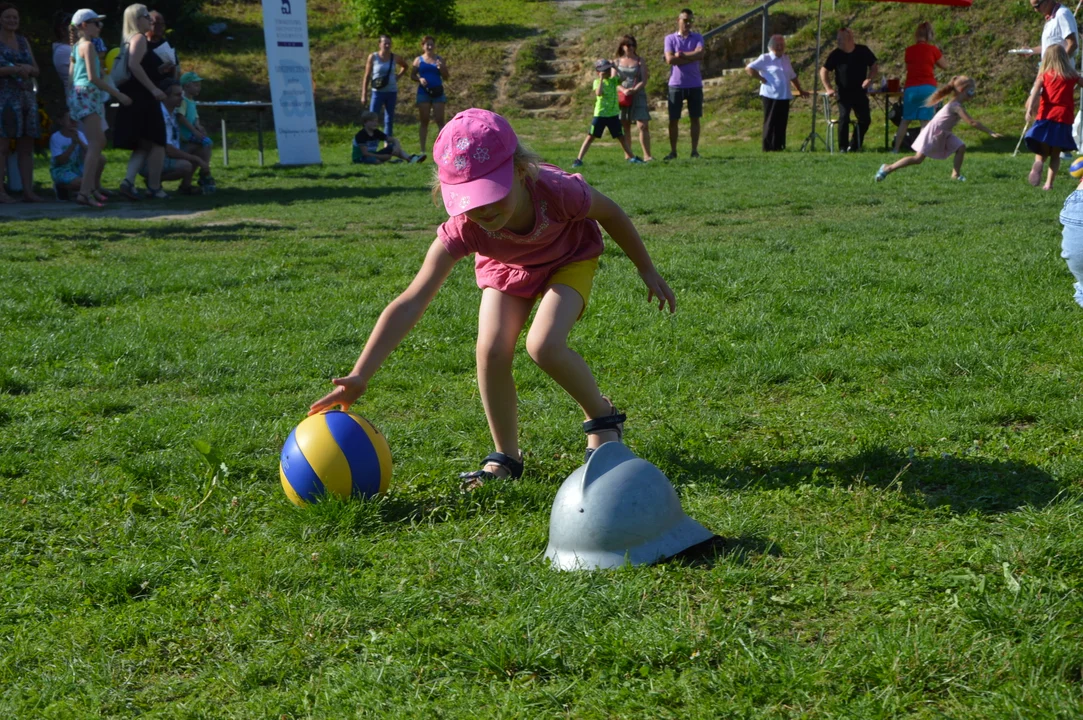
[663, 8, 705, 160]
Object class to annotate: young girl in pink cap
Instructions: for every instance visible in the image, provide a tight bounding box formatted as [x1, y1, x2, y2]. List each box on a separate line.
[310, 108, 676, 488]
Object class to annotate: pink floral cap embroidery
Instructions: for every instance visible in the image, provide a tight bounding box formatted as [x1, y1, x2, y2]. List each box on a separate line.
[433, 109, 518, 217]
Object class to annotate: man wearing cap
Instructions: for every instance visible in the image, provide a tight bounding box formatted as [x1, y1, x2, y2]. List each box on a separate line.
[176, 70, 215, 192]
[573, 59, 644, 167]
[663, 7, 705, 160]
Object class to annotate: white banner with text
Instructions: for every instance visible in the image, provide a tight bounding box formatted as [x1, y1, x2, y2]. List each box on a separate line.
[261, 0, 321, 165]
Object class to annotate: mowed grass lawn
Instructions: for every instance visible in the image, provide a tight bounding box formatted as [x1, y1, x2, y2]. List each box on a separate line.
[2, 120, 1083, 718]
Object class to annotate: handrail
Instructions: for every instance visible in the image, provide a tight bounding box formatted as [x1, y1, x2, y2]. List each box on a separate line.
[703, 0, 787, 54]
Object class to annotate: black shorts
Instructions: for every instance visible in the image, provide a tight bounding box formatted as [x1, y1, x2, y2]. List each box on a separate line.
[667, 86, 703, 121]
[589, 115, 624, 139]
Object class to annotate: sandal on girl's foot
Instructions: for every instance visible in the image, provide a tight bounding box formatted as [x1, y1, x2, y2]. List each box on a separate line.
[459, 451, 524, 492]
[75, 192, 104, 208]
[145, 186, 169, 200]
[118, 179, 141, 201]
[92, 190, 109, 203]
[583, 399, 626, 462]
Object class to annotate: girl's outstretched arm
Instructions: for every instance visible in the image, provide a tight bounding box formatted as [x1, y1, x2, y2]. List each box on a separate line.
[309, 239, 459, 414]
[956, 104, 1002, 138]
[586, 187, 677, 313]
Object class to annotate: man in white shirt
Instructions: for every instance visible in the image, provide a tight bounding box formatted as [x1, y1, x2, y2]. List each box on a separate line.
[1030, 1, 1080, 154]
[1032, 0, 1079, 62]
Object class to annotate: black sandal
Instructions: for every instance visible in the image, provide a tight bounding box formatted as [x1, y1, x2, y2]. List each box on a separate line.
[583, 400, 626, 462]
[459, 451, 524, 491]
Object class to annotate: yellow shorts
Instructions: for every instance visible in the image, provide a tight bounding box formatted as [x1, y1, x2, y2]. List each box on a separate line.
[544, 257, 599, 309]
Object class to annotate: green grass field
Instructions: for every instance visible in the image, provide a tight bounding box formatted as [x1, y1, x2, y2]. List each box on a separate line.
[3, 119, 1083, 717]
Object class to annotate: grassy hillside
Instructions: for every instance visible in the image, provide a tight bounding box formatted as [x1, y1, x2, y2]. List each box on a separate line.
[177, 0, 1045, 127]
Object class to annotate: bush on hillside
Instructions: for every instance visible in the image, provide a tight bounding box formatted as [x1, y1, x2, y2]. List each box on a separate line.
[350, 0, 457, 35]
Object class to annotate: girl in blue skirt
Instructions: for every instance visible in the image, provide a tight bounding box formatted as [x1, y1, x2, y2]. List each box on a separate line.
[1025, 45, 1083, 191]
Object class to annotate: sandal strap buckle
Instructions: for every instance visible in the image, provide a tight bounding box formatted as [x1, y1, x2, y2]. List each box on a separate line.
[582, 413, 627, 435]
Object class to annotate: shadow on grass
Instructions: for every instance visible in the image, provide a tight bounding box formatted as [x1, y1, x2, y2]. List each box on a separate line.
[199, 184, 417, 208]
[658, 446, 1063, 515]
[667, 534, 782, 568]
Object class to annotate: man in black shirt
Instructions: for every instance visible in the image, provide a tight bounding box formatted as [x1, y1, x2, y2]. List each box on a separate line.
[820, 28, 879, 152]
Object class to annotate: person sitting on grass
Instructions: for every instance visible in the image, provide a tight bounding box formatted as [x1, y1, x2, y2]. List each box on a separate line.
[572, 59, 644, 168]
[352, 110, 424, 164]
[875, 75, 1002, 183]
[139, 79, 209, 196]
[175, 71, 215, 193]
[49, 108, 104, 200]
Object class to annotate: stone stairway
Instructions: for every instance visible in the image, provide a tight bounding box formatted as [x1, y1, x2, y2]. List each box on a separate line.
[518, 38, 583, 119]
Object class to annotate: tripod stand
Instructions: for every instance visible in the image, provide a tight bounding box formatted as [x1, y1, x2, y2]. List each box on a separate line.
[800, 0, 826, 151]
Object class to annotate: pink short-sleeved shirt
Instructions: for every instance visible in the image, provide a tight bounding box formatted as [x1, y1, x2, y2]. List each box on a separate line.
[437, 164, 604, 298]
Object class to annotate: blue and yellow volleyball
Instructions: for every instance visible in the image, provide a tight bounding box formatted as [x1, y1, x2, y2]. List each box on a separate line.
[279, 411, 392, 506]
[1070, 157, 1083, 180]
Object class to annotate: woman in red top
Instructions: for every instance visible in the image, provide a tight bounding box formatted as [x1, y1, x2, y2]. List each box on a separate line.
[893, 21, 948, 153]
[1025, 45, 1083, 190]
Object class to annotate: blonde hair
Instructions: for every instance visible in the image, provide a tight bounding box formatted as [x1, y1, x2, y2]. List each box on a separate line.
[122, 4, 147, 42]
[1040, 44, 1079, 80]
[915, 21, 934, 43]
[927, 75, 973, 106]
[429, 142, 543, 209]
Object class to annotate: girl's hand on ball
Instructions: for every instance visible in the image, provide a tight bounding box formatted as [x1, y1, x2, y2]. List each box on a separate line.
[640, 269, 677, 314]
[309, 375, 367, 415]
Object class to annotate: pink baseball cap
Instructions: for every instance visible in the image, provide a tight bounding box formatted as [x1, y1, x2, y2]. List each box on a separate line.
[433, 109, 518, 216]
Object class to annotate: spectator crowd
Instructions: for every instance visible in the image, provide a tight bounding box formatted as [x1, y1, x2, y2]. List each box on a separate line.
[1, 3, 1081, 206]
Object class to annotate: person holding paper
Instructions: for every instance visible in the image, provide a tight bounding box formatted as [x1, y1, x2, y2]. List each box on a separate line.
[113, 3, 168, 200]
[145, 11, 178, 81]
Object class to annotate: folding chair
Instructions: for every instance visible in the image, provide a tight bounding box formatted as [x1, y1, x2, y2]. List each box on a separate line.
[822, 93, 839, 154]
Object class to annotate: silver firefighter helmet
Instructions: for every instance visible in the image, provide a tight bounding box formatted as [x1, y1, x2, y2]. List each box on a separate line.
[545, 442, 714, 571]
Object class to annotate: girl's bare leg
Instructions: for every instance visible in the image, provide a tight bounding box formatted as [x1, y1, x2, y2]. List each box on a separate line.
[1045, 152, 1061, 190]
[1030, 154, 1045, 186]
[476, 288, 534, 475]
[526, 284, 617, 452]
[885, 153, 925, 174]
[637, 120, 653, 160]
[79, 114, 105, 199]
[619, 132, 636, 160]
[952, 145, 966, 179]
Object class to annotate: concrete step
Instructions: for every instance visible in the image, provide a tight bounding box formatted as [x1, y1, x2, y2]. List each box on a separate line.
[519, 107, 570, 119]
[519, 89, 575, 109]
[537, 72, 581, 90]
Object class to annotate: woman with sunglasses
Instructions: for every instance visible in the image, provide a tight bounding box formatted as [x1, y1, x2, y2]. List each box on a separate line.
[0, 2, 42, 202]
[112, 3, 169, 200]
[615, 35, 653, 162]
